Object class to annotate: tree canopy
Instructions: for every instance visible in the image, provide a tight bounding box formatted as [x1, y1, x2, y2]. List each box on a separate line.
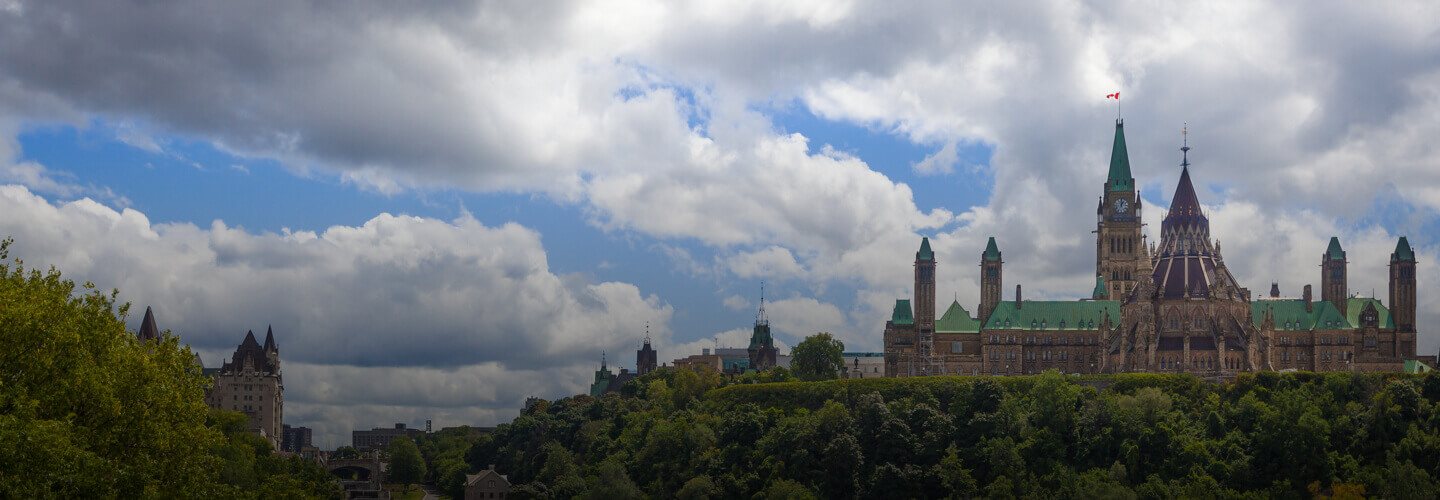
[388, 436, 426, 488]
[0, 238, 338, 498]
[463, 364, 1440, 499]
[790, 332, 844, 382]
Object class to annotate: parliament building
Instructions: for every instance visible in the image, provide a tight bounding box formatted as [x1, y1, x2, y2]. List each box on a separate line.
[884, 120, 1428, 377]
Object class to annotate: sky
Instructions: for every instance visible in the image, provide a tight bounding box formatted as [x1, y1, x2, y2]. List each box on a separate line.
[2, 0, 1439, 448]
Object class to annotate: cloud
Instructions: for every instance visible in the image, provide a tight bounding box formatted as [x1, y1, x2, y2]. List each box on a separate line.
[912, 141, 958, 176]
[0, 184, 671, 446]
[0, 0, 1438, 408]
[722, 294, 751, 311]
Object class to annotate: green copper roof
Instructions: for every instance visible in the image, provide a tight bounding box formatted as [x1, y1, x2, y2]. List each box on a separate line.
[1092, 275, 1106, 299]
[1325, 237, 1345, 261]
[1394, 236, 1415, 261]
[1251, 300, 1350, 331]
[983, 237, 1001, 260]
[890, 299, 914, 325]
[1404, 359, 1433, 374]
[748, 323, 773, 350]
[936, 300, 982, 333]
[1346, 298, 1395, 329]
[983, 300, 1119, 330]
[917, 237, 934, 260]
[1107, 121, 1133, 191]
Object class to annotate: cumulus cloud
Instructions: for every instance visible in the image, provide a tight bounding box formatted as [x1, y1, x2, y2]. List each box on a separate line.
[912, 141, 959, 176]
[0, 185, 670, 445]
[0, 0, 1438, 419]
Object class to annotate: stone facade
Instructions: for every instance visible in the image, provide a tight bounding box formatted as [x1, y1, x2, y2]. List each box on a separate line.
[205, 328, 284, 448]
[885, 120, 1425, 377]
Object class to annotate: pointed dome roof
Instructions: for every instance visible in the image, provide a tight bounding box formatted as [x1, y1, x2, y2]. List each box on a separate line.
[917, 237, 934, 260]
[1325, 237, 1346, 261]
[1162, 166, 1207, 230]
[263, 326, 277, 351]
[890, 299, 914, 325]
[1107, 120, 1133, 191]
[1393, 236, 1415, 261]
[982, 237, 1000, 260]
[138, 306, 160, 341]
[1092, 275, 1106, 299]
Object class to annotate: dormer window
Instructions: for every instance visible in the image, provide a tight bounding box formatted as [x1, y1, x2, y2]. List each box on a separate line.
[1032, 320, 1038, 329]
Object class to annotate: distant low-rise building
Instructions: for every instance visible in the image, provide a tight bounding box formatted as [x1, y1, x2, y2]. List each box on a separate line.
[842, 352, 885, 379]
[352, 423, 424, 452]
[464, 466, 510, 500]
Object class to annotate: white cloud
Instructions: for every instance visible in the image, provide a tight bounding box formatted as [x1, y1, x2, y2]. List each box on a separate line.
[722, 294, 751, 311]
[0, 0, 1437, 399]
[912, 141, 958, 176]
[0, 184, 671, 446]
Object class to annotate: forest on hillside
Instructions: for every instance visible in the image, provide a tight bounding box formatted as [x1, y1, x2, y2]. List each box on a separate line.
[454, 368, 1440, 499]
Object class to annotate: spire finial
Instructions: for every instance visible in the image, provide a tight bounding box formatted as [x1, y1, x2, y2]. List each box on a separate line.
[601, 350, 607, 368]
[644, 321, 651, 345]
[1180, 122, 1190, 168]
[755, 281, 769, 326]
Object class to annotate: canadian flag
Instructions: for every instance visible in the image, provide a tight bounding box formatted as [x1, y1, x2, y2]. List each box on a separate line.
[1106, 92, 1120, 99]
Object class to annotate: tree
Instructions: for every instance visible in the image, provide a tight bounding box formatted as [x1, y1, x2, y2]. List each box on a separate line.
[791, 332, 844, 382]
[0, 238, 221, 497]
[388, 436, 426, 488]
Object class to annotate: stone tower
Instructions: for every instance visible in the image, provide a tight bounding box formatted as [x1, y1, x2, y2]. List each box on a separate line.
[747, 285, 778, 371]
[915, 238, 936, 333]
[1390, 236, 1417, 333]
[979, 237, 1002, 326]
[914, 238, 938, 373]
[1096, 119, 1145, 300]
[1322, 236, 1348, 316]
[636, 329, 657, 375]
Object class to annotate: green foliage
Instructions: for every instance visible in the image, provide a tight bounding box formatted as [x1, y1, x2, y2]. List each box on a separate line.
[0, 238, 338, 499]
[388, 437, 426, 487]
[462, 363, 1438, 499]
[790, 332, 845, 382]
[0, 237, 219, 497]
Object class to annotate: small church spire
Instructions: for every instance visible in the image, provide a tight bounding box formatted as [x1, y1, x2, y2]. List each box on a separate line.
[1181, 122, 1191, 169]
[755, 281, 769, 326]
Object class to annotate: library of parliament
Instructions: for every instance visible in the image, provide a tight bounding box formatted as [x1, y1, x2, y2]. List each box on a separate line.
[884, 120, 1428, 377]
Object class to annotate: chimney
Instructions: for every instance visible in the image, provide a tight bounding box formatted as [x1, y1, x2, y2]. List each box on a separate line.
[488, 464, 496, 471]
[1015, 284, 1023, 309]
[1303, 285, 1313, 313]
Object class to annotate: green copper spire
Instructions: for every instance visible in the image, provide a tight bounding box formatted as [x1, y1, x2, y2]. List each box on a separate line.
[1092, 275, 1106, 299]
[1394, 236, 1415, 261]
[890, 299, 914, 325]
[1325, 237, 1345, 261]
[1107, 120, 1133, 191]
[982, 237, 1000, 260]
[917, 237, 934, 260]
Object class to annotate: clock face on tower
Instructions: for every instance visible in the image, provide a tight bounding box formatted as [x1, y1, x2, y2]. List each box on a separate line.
[1113, 198, 1129, 214]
